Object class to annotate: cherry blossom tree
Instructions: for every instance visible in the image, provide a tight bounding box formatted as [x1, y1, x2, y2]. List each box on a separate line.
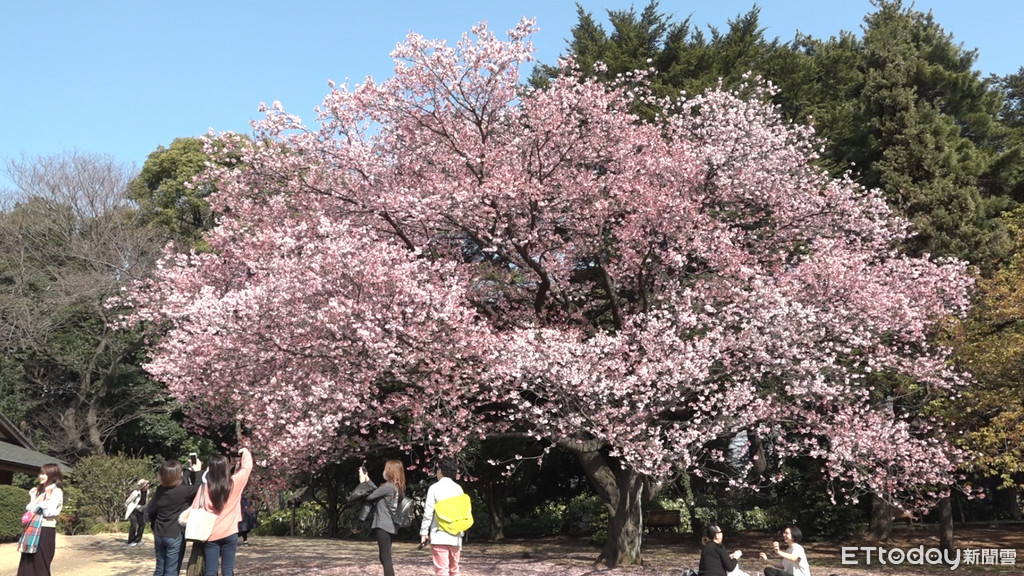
[124, 20, 972, 566]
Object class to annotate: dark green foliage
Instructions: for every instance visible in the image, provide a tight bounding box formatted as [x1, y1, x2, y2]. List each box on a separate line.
[459, 438, 590, 540]
[533, 3, 803, 120]
[988, 69, 1024, 204]
[256, 501, 329, 537]
[0, 484, 29, 542]
[128, 137, 217, 250]
[544, 0, 1019, 271]
[772, 457, 866, 540]
[69, 454, 157, 523]
[0, 153, 183, 458]
[847, 0, 1012, 266]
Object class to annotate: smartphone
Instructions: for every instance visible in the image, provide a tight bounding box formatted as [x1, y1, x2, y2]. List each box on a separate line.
[359, 462, 367, 475]
[189, 452, 197, 465]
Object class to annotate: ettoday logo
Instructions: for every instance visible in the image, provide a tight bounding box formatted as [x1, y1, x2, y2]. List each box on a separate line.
[841, 546, 1018, 570]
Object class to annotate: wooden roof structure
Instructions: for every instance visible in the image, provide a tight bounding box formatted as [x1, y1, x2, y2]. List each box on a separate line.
[0, 411, 71, 484]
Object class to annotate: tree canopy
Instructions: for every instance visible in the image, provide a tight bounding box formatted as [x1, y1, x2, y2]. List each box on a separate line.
[128, 137, 219, 251]
[125, 19, 972, 565]
[541, 0, 1020, 271]
[0, 153, 171, 457]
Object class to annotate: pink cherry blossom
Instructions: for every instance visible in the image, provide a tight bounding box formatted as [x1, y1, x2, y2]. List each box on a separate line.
[121, 19, 972, 563]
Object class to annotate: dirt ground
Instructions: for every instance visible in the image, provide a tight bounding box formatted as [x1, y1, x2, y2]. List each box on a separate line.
[1, 525, 1021, 576]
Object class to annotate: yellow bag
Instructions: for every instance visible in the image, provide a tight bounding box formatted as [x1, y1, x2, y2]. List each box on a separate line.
[434, 493, 473, 535]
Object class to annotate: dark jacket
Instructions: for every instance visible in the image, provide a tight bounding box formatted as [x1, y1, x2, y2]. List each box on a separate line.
[346, 480, 376, 523]
[348, 480, 402, 534]
[147, 480, 200, 539]
[238, 494, 258, 533]
[698, 541, 738, 576]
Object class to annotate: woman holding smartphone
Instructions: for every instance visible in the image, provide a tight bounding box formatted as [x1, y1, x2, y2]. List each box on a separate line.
[147, 457, 203, 576]
[354, 460, 406, 576]
[190, 447, 253, 576]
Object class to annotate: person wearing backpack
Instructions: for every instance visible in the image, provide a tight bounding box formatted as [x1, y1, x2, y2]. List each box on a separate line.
[419, 457, 470, 576]
[358, 459, 407, 576]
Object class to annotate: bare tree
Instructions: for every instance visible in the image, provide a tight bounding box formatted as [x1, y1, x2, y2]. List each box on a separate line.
[0, 152, 166, 457]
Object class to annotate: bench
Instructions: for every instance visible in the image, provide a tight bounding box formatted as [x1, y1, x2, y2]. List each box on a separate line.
[647, 509, 681, 529]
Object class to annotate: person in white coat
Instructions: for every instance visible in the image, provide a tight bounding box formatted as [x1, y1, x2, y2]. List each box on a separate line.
[124, 478, 150, 546]
[419, 458, 466, 576]
[17, 463, 64, 576]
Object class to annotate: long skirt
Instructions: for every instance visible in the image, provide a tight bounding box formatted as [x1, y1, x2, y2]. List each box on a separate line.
[17, 526, 56, 576]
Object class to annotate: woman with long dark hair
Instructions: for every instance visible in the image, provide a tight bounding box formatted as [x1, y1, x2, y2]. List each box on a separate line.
[358, 459, 406, 576]
[190, 447, 252, 576]
[17, 462, 64, 576]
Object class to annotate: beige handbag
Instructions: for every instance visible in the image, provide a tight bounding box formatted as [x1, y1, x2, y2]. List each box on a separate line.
[183, 486, 218, 541]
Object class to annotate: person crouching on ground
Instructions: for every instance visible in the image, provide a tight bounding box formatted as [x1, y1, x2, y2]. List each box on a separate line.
[698, 524, 746, 576]
[759, 525, 810, 576]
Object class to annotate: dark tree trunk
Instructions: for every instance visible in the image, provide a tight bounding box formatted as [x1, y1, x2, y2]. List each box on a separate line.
[868, 494, 892, 541]
[484, 481, 505, 541]
[996, 486, 1022, 521]
[324, 471, 342, 538]
[746, 430, 767, 477]
[954, 492, 967, 523]
[938, 496, 954, 551]
[562, 438, 645, 567]
[1012, 487, 1022, 521]
[598, 470, 644, 567]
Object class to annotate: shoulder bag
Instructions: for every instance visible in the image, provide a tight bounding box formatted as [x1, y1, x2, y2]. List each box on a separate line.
[183, 486, 218, 541]
[434, 492, 473, 535]
[17, 509, 44, 554]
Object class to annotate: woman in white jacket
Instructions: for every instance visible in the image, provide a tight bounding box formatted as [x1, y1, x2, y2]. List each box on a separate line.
[18, 463, 64, 576]
[419, 458, 466, 576]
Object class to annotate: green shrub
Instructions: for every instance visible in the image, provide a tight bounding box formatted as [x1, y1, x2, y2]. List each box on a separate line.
[57, 483, 85, 535]
[564, 493, 608, 545]
[68, 454, 156, 523]
[532, 501, 567, 536]
[255, 502, 327, 537]
[651, 496, 692, 533]
[739, 506, 778, 532]
[0, 484, 29, 542]
[772, 458, 867, 540]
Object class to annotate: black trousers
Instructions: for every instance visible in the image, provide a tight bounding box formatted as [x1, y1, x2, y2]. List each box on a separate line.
[374, 528, 395, 576]
[128, 508, 145, 543]
[17, 526, 55, 576]
[765, 567, 789, 576]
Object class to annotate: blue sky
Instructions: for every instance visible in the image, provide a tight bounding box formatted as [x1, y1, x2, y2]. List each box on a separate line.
[2, 0, 1021, 182]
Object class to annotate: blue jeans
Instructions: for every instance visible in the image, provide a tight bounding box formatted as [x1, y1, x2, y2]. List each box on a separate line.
[153, 533, 185, 576]
[204, 533, 239, 576]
